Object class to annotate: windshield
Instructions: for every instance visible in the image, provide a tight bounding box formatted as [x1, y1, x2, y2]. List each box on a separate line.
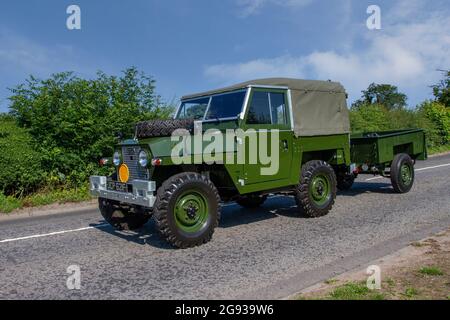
[176, 97, 209, 120]
[176, 90, 246, 120]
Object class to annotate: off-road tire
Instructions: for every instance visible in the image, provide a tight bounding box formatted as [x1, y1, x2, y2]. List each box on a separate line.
[294, 160, 337, 218]
[236, 194, 268, 208]
[337, 173, 355, 191]
[135, 119, 195, 139]
[153, 172, 221, 249]
[98, 198, 151, 230]
[390, 153, 415, 193]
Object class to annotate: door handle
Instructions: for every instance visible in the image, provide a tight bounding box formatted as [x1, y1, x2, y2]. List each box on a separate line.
[282, 139, 289, 151]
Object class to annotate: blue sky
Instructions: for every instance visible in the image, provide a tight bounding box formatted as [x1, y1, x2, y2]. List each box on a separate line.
[0, 0, 449, 112]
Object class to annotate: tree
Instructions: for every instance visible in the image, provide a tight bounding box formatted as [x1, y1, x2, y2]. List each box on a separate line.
[8, 67, 174, 186]
[431, 70, 450, 107]
[352, 83, 407, 110]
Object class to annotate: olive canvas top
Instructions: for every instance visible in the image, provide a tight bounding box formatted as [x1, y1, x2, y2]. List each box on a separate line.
[182, 78, 351, 137]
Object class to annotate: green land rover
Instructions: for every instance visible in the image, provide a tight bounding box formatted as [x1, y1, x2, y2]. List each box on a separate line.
[90, 78, 427, 248]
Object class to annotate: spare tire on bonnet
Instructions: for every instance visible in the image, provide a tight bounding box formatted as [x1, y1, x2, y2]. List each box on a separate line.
[135, 119, 195, 138]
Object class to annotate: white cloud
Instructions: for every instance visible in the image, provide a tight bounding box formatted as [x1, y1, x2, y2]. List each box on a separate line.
[0, 28, 85, 77]
[236, 0, 313, 17]
[207, 0, 450, 105]
[205, 55, 308, 80]
[0, 28, 94, 112]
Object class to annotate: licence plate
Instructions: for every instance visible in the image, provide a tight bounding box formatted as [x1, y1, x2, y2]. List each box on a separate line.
[107, 181, 128, 192]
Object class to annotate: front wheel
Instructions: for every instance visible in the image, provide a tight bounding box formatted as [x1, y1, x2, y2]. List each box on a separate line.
[154, 172, 221, 249]
[390, 153, 415, 193]
[294, 160, 337, 218]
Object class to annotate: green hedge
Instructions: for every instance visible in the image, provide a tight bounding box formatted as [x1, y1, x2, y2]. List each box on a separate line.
[419, 101, 450, 146]
[4, 68, 173, 195]
[350, 101, 450, 150]
[0, 116, 45, 195]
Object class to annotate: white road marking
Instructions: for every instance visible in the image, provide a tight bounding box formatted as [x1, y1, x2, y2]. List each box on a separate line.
[0, 224, 109, 244]
[222, 203, 239, 207]
[366, 176, 384, 181]
[415, 163, 450, 171]
[365, 163, 450, 181]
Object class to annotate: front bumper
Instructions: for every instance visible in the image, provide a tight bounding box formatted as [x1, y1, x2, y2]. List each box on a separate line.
[89, 176, 156, 208]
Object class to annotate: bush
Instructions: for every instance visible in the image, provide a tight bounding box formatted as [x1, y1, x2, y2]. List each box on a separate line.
[418, 101, 450, 146]
[350, 103, 390, 133]
[350, 101, 450, 151]
[386, 108, 421, 129]
[0, 116, 45, 195]
[8, 67, 173, 188]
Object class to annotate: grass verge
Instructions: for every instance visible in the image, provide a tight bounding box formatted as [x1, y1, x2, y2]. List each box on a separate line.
[419, 266, 444, 276]
[428, 143, 450, 155]
[328, 282, 385, 300]
[0, 185, 92, 214]
[295, 229, 450, 300]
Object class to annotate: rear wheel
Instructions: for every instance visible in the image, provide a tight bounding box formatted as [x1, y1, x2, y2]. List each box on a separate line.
[390, 153, 415, 193]
[294, 160, 337, 218]
[236, 194, 268, 208]
[337, 173, 355, 191]
[98, 198, 151, 230]
[154, 172, 221, 249]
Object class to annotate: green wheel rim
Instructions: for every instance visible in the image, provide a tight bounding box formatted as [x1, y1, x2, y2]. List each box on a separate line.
[400, 163, 413, 186]
[174, 191, 209, 233]
[309, 174, 331, 206]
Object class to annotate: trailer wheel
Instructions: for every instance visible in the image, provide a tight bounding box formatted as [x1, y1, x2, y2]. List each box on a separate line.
[295, 160, 337, 218]
[390, 153, 415, 193]
[98, 198, 151, 230]
[337, 173, 355, 191]
[236, 194, 268, 208]
[154, 173, 221, 249]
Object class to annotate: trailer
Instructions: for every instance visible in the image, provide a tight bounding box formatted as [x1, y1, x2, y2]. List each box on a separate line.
[349, 129, 427, 193]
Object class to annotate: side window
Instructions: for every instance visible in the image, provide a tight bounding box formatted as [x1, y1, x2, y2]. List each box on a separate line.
[246, 91, 271, 124]
[246, 90, 289, 125]
[269, 92, 288, 125]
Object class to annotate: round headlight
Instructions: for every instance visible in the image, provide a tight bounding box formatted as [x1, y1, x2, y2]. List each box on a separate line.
[113, 151, 121, 166]
[138, 150, 148, 167]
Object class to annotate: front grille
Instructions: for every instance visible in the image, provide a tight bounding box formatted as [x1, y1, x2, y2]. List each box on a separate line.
[122, 146, 149, 181]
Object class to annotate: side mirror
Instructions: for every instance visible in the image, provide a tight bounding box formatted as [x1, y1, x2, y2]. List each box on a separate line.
[115, 131, 124, 140]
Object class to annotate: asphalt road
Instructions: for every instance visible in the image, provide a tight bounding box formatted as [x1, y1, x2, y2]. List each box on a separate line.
[1, 154, 449, 299]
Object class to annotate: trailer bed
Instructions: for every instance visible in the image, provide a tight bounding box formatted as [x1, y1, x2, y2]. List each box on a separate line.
[350, 129, 427, 167]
